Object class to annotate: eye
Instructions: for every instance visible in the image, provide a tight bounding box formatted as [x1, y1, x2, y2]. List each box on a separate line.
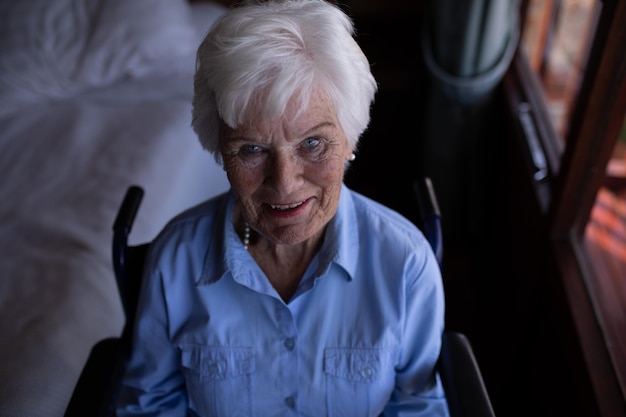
[299, 136, 329, 162]
[235, 143, 268, 166]
[302, 137, 321, 149]
[240, 144, 263, 155]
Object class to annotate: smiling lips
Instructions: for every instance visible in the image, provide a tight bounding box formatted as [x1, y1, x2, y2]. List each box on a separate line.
[270, 201, 304, 211]
[265, 198, 310, 218]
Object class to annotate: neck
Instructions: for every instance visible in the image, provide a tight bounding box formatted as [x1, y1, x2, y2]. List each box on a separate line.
[248, 226, 325, 302]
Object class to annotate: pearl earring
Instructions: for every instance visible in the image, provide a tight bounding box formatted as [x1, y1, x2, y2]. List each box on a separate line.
[349, 153, 356, 161]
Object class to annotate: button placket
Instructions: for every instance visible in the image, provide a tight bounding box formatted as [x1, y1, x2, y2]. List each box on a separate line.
[275, 300, 299, 412]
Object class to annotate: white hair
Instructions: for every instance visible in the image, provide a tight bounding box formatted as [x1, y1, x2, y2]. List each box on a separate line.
[192, 0, 377, 160]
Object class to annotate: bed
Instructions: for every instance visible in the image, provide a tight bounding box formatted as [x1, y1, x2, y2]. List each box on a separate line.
[0, 1, 230, 415]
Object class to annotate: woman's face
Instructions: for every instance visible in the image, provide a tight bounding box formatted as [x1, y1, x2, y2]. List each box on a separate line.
[220, 88, 352, 246]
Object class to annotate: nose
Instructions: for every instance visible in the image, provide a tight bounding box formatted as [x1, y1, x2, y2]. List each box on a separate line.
[266, 150, 303, 194]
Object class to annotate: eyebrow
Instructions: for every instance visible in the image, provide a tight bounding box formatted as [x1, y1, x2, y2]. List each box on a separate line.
[301, 121, 335, 137]
[224, 121, 336, 143]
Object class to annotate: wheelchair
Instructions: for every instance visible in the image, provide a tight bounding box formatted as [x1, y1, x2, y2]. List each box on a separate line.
[65, 180, 495, 417]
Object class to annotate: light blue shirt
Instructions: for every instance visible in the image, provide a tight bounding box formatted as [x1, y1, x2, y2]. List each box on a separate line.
[117, 184, 449, 417]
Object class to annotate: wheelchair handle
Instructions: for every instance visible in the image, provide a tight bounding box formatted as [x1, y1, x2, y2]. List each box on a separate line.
[113, 186, 144, 235]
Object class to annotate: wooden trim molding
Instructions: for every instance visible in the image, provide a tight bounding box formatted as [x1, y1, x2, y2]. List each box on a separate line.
[506, 2, 626, 414]
[550, 0, 626, 237]
[551, 237, 626, 417]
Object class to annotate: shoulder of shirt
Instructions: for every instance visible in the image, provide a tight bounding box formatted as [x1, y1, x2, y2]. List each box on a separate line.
[342, 188, 438, 289]
[347, 188, 427, 248]
[150, 191, 230, 249]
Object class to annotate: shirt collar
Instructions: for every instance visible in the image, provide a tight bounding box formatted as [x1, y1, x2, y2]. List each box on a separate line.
[198, 191, 239, 286]
[317, 183, 359, 281]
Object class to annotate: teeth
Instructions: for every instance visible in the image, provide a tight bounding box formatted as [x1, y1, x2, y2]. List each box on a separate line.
[270, 201, 304, 210]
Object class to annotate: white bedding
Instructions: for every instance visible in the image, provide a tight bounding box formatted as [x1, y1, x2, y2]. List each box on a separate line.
[0, 1, 229, 416]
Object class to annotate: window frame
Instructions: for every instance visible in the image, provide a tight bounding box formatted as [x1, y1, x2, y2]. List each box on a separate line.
[507, 0, 626, 413]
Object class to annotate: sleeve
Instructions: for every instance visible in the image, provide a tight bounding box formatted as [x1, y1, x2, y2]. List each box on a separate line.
[116, 262, 188, 416]
[382, 244, 450, 417]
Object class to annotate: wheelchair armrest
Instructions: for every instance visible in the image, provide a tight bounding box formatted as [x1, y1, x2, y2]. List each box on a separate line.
[439, 331, 496, 417]
[64, 338, 129, 417]
[67, 186, 149, 417]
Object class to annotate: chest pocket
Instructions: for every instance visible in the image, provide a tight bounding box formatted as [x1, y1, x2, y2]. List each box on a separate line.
[324, 348, 395, 417]
[180, 345, 255, 417]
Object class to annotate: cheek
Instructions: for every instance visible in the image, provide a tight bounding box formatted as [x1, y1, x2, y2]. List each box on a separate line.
[224, 162, 262, 196]
[316, 159, 346, 201]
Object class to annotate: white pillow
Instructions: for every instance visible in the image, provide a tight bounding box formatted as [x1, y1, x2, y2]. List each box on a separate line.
[0, 0, 96, 103]
[75, 0, 199, 86]
[0, 0, 197, 107]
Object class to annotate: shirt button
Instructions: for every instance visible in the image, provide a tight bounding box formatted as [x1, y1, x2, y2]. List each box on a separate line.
[360, 366, 373, 378]
[285, 396, 296, 408]
[283, 337, 295, 350]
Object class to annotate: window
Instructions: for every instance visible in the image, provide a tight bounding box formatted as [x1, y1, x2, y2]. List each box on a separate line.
[509, 0, 626, 413]
[522, 0, 600, 138]
[586, 118, 626, 268]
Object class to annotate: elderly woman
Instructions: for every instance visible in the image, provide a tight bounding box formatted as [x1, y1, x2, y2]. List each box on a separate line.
[117, 1, 448, 416]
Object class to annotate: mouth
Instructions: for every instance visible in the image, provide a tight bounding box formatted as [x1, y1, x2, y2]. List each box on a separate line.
[269, 201, 305, 211]
[264, 198, 311, 218]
